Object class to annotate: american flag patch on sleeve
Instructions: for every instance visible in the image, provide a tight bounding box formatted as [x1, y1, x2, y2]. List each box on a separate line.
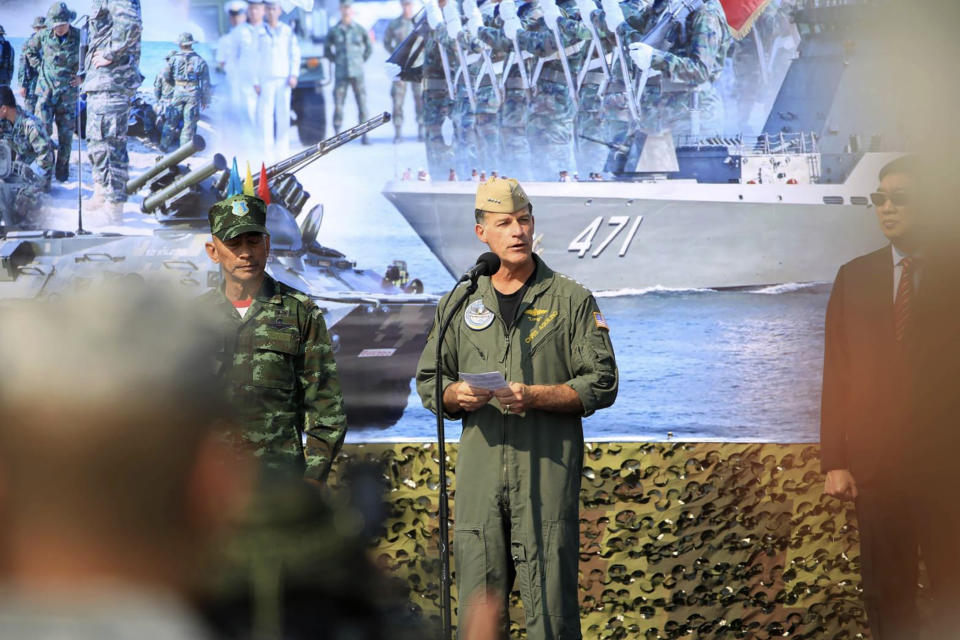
[593, 311, 609, 330]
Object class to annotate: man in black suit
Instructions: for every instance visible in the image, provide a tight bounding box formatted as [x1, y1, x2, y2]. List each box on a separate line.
[820, 156, 960, 639]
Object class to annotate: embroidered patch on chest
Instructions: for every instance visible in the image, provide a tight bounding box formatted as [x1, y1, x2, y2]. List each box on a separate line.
[464, 299, 495, 331]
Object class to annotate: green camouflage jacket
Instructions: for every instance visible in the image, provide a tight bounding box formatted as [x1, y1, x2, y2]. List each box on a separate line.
[26, 26, 81, 100]
[162, 49, 211, 105]
[201, 275, 347, 481]
[9, 107, 54, 179]
[324, 21, 372, 79]
[153, 50, 177, 104]
[83, 0, 143, 93]
[16, 32, 43, 95]
[383, 15, 415, 54]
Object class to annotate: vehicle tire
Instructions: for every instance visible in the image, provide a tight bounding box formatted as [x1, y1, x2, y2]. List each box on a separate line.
[293, 87, 326, 144]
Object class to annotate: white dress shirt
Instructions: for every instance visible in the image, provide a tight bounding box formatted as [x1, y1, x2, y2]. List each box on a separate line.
[260, 21, 301, 80]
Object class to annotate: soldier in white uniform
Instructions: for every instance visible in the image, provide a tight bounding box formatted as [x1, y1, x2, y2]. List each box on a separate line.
[258, 0, 301, 156]
[235, 0, 267, 133]
[215, 1, 247, 119]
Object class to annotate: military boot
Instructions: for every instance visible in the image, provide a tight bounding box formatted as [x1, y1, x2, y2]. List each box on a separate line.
[103, 201, 124, 226]
[55, 152, 70, 182]
[393, 126, 402, 143]
[86, 183, 106, 209]
[417, 124, 425, 142]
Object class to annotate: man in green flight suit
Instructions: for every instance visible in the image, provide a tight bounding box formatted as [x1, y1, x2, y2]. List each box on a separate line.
[201, 194, 348, 483]
[325, 0, 373, 143]
[416, 177, 619, 639]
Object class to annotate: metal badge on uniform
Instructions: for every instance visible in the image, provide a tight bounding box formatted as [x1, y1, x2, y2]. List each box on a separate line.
[593, 311, 609, 331]
[464, 299, 495, 331]
[232, 200, 249, 217]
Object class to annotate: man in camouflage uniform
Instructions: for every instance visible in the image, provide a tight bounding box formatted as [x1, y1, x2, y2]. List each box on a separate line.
[202, 194, 347, 482]
[421, 0, 455, 179]
[325, 0, 373, 143]
[29, 3, 81, 183]
[417, 177, 618, 639]
[158, 33, 210, 151]
[0, 26, 13, 86]
[153, 49, 179, 147]
[514, 0, 591, 181]
[0, 85, 54, 228]
[383, 0, 424, 142]
[17, 18, 46, 115]
[478, 0, 534, 180]
[82, 0, 143, 221]
[623, 0, 731, 139]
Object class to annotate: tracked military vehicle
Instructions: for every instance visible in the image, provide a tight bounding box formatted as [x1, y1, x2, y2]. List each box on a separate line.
[0, 115, 437, 429]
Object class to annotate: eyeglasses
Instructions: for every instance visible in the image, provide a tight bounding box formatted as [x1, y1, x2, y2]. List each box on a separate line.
[870, 191, 910, 207]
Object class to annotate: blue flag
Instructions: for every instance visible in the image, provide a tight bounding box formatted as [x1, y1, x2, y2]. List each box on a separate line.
[226, 157, 243, 197]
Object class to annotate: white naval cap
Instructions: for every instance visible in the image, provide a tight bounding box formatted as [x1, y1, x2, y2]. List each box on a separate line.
[226, 0, 247, 11]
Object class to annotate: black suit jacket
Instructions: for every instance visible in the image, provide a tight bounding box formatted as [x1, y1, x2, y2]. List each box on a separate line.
[820, 245, 914, 481]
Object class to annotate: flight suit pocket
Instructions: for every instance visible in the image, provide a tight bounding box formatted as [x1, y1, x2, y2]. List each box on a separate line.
[453, 525, 488, 595]
[527, 319, 563, 356]
[252, 330, 298, 390]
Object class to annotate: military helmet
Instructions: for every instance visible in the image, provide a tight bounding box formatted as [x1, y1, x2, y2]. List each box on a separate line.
[47, 2, 75, 27]
[177, 32, 196, 46]
[32, 16, 47, 30]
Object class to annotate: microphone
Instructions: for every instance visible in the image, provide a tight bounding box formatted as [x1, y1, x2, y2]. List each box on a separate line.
[458, 252, 501, 284]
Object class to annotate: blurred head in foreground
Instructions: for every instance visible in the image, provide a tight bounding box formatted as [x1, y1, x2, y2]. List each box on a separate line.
[0, 282, 252, 600]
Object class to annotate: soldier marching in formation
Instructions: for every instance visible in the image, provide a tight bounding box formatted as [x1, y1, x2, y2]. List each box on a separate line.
[383, 0, 425, 142]
[17, 17, 46, 116]
[28, 2, 81, 183]
[394, 0, 734, 181]
[158, 33, 211, 151]
[325, 0, 373, 144]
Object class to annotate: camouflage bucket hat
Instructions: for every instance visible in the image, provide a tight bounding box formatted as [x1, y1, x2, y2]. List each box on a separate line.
[47, 2, 74, 27]
[209, 195, 270, 241]
[177, 32, 196, 46]
[32, 16, 47, 30]
[475, 177, 530, 214]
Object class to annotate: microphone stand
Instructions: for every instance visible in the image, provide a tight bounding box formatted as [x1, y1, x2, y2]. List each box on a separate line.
[433, 278, 478, 640]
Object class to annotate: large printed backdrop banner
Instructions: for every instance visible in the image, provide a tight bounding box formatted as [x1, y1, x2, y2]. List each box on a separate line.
[331, 442, 881, 639]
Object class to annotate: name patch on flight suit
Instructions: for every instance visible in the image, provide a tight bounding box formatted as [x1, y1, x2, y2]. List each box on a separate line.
[464, 299, 495, 331]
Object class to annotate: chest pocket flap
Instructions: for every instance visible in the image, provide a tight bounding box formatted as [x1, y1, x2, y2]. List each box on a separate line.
[252, 329, 299, 390]
[526, 313, 564, 356]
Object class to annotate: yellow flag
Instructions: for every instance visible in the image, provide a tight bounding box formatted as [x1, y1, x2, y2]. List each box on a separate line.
[243, 161, 255, 196]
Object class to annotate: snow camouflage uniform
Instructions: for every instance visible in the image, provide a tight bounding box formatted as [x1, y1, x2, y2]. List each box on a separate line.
[159, 36, 211, 150]
[421, 25, 455, 178]
[82, 0, 143, 204]
[17, 19, 46, 115]
[1, 107, 54, 227]
[201, 195, 348, 482]
[623, 0, 731, 139]
[29, 4, 81, 182]
[325, 19, 373, 132]
[383, 13, 424, 140]
[417, 248, 618, 640]
[515, 0, 591, 181]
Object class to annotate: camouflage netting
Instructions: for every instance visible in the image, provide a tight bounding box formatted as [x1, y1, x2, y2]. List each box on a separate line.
[331, 442, 870, 639]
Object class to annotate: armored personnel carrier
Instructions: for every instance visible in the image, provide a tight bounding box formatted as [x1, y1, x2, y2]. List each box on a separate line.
[0, 115, 436, 429]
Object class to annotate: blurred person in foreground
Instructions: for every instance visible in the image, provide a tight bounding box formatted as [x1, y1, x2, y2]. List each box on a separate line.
[0, 282, 253, 638]
[202, 194, 347, 484]
[820, 155, 960, 640]
[417, 177, 618, 639]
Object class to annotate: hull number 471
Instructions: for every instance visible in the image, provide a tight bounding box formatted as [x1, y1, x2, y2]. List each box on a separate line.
[568, 216, 644, 258]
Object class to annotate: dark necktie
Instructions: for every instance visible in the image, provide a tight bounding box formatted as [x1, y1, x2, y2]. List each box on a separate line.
[894, 256, 916, 342]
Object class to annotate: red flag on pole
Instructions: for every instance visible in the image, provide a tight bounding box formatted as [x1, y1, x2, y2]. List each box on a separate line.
[257, 163, 271, 205]
[719, 0, 771, 39]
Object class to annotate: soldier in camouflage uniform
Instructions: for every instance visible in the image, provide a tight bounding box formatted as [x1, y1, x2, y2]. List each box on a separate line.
[383, 0, 424, 142]
[153, 49, 180, 148]
[478, 0, 534, 180]
[0, 26, 13, 87]
[325, 0, 373, 143]
[514, 0, 591, 181]
[0, 85, 54, 227]
[28, 3, 81, 183]
[420, 0, 454, 179]
[202, 194, 348, 482]
[17, 17, 46, 115]
[624, 0, 731, 139]
[158, 33, 210, 151]
[82, 0, 143, 220]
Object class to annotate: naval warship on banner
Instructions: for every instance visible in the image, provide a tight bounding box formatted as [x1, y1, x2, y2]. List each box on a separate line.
[382, 2, 895, 292]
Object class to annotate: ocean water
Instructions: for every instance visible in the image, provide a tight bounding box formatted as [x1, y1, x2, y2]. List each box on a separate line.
[8, 39, 834, 445]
